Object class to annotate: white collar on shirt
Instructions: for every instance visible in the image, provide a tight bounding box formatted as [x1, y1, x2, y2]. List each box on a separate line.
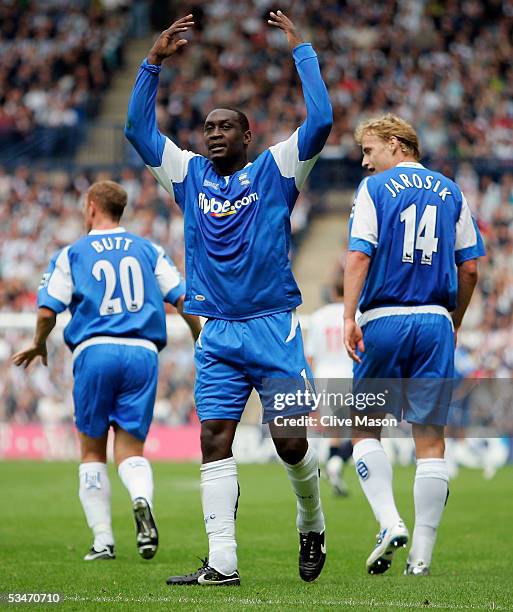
[396, 162, 425, 169]
[88, 227, 126, 235]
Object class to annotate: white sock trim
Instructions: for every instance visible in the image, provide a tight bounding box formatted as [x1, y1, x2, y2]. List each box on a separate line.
[201, 457, 238, 575]
[201, 456, 238, 478]
[117, 456, 151, 472]
[416, 458, 449, 482]
[79, 462, 114, 547]
[79, 461, 108, 475]
[117, 455, 154, 507]
[281, 444, 325, 533]
[352, 438, 383, 462]
[352, 439, 400, 529]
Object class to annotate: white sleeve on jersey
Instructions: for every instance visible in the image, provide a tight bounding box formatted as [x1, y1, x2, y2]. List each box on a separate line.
[455, 193, 478, 251]
[148, 138, 198, 199]
[350, 178, 378, 246]
[269, 129, 319, 191]
[46, 246, 73, 307]
[153, 245, 183, 298]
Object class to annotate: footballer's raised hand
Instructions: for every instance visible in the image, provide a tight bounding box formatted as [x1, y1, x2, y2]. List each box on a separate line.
[268, 10, 304, 50]
[344, 319, 364, 364]
[147, 15, 195, 65]
[12, 343, 48, 369]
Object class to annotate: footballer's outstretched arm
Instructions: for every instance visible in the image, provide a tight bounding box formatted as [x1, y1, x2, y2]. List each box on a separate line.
[268, 11, 333, 191]
[12, 307, 57, 368]
[124, 16, 195, 170]
[269, 9, 333, 154]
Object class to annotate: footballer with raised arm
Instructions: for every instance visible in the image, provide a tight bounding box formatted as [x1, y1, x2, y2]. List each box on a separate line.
[344, 114, 485, 576]
[13, 180, 201, 562]
[125, 11, 332, 586]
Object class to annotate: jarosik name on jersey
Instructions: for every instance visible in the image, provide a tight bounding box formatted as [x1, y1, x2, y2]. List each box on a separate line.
[198, 192, 259, 218]
[384, 173, 452, 201]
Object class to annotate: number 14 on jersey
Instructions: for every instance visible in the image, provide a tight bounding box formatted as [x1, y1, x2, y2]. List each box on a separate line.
[400, 204, 438, 265]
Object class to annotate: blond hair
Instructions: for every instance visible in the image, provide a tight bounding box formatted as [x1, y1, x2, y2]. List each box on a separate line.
[354, 113, 421, 161]
[88, 180, 127, 221]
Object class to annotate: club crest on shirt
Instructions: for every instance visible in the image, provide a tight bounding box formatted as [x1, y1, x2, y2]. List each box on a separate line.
[238, 173, 250, 186]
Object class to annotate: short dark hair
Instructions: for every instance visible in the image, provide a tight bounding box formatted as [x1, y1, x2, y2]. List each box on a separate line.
[88, 180, 127, 221]
[218, 107, 250, 132]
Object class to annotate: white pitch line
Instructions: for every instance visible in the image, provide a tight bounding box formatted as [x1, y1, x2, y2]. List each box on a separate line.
[63, 594, 509, 610]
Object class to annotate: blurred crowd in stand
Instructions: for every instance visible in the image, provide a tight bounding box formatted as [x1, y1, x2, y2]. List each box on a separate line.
[154, 0, 513, 162]
[3, 1, 511, 164]
[0, 0, 132, 161]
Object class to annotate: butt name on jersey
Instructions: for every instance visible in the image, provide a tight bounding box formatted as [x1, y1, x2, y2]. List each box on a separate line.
[384, 173, 452, 201]
[91, 237, 133, 253]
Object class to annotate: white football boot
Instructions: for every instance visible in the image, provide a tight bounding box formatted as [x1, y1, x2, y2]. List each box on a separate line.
[366, 520, 409, 574]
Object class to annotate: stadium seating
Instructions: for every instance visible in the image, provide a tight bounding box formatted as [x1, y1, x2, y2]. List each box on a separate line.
[152, 0, 513, 161]
[0, 0, 132, 162]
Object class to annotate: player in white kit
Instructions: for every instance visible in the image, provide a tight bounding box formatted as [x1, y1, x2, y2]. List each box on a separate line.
[306, 278, 354, 496]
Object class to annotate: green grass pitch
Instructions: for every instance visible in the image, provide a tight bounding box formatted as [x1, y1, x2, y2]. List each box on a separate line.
[1, 461, 512, 611]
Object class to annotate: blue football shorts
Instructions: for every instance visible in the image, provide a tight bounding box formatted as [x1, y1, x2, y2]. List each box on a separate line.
[194, 310, 313, 422]
[72, 342, 158, 440]
[447, 375, 472, 428]
[353, 308, 455, 426]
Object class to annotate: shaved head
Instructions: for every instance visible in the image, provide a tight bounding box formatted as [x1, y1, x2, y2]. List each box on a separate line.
[205, 107, 249, 132]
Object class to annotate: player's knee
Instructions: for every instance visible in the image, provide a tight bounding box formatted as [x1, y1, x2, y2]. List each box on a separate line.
[81, 450, 107, 463]
[413, 424, 445, 458]
[113, 426, 144, 465]
[200, 421, 235, 462]
[416, 438, 445, 458]
[352, 428, 381, 447]
[79, 432, 107, 463]
[273, 437, 308, 465]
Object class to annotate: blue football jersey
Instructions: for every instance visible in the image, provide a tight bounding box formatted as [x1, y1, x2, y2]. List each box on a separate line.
[37, 227, 185, 351]
[125, 43, 332, 320]
[349, 162, 485, 312]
